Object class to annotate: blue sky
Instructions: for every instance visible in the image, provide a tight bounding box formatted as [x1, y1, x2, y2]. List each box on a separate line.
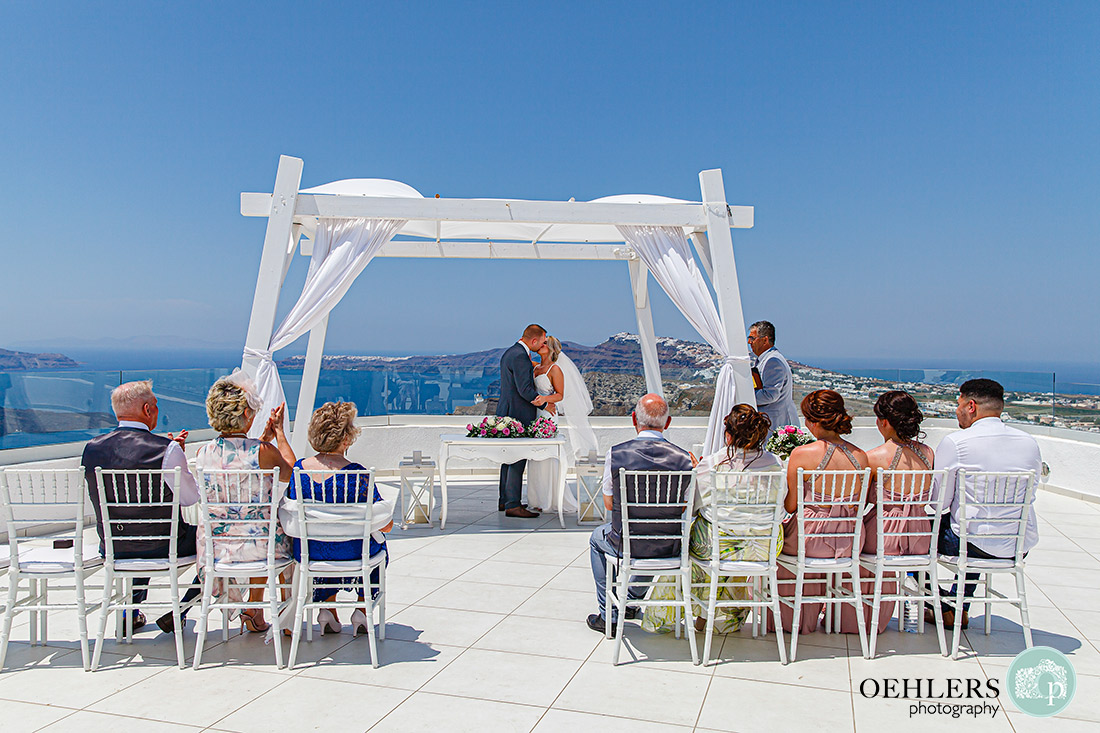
[2, 2, 1098, 372]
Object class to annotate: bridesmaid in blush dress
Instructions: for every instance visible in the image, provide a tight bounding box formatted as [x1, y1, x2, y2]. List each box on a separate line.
[840, 391, 935, 634]
[772, 390, 868, 635]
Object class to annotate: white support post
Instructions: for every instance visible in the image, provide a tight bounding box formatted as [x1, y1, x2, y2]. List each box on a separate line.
[690, 231, 715, 283]
[628, 259, 664, 397]
[699, 169, 756, 408]
[289, 313, 329, 456]
[241, 155, 305, 378]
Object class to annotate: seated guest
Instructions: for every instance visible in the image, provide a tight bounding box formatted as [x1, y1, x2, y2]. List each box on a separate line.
[194, 374, 295, 633]
[840, 390, 934, 634]
[687, 404, 780, 633]
[587, 394, 693, 636]
[929, 378, 1041, 629]
[773, 389, 869, 634]
[83, 380, 202, 633]
[285, 401, 392, 634]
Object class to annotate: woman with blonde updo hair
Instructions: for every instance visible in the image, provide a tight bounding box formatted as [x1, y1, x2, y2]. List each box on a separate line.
[770, 389, 869, 635]
[284, 401, 392, 634]
[194, 374, 295, 633]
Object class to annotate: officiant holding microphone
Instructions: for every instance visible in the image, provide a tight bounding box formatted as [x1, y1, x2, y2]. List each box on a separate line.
[748, 320, 800, 435]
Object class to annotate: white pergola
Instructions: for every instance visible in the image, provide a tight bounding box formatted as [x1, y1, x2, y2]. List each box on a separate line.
[238, 155, 756, 456]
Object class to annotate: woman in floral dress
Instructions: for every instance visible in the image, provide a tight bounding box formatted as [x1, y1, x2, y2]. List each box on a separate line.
[642, 405, 781, 634]
[194, 374, 295, 632]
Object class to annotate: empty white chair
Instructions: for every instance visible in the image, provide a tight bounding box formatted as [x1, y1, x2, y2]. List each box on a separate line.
[0, 468, 102, 671]
[690, 469, 787, 666]
[776, 467, 871, 662]
[286, 466, 388, 669]
[858, 467, 948, 658]
[607, 469, 698, 666]
[90, 467, 198, 670]
[191, 468, 294, 669]
[938, 469, 1038, 660]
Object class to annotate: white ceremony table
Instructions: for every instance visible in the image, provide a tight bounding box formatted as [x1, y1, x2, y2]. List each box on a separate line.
[438, 434, 569, 529]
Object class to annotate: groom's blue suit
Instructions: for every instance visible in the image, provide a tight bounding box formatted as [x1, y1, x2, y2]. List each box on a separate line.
[497, 341, 539, 509]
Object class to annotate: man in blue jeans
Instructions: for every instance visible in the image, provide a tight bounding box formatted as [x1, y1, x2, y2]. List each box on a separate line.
[928, 379, 1041, 629]
[587, 394, 693, 636]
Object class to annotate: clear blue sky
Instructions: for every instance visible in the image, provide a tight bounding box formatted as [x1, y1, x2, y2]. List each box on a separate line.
[2, 2, 1097, 371]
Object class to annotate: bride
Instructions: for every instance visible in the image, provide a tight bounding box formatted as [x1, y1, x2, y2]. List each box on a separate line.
[526, 336, 598, 513]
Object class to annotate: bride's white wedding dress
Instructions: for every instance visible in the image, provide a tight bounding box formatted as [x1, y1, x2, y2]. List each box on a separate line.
[526, 370, 580, 513]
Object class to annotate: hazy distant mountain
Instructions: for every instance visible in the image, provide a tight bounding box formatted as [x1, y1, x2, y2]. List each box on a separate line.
[0, 348, 80, 370]
[276, 333, 751, 380]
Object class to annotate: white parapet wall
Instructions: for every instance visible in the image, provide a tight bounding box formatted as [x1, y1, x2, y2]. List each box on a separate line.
[1, 415, 1097, 507]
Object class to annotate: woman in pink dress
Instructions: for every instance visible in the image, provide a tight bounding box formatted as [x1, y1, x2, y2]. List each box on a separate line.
[772, 390, 868, 635]
[841, 390, 934, 634]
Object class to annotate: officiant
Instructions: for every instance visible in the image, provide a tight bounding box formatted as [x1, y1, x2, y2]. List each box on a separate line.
[747, 320, 800, 434]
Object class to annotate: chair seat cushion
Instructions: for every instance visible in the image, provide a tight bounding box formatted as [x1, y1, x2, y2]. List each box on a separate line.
[630, 557, 682, 571]
[777, 553, 854, 570]
[211, 559, 294, 574]
[114, 555, 197, 572]
[938, 555, 1016, 570]
[307, 553, 386, 573]
[18, 546, 103, 574]
[859, 553, 932, 567]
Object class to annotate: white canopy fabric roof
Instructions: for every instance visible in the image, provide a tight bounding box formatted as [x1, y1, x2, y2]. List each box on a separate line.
[299, 178, 696, 244]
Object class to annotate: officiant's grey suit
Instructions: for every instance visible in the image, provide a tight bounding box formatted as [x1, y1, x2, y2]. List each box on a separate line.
[497, 341, 538, 509]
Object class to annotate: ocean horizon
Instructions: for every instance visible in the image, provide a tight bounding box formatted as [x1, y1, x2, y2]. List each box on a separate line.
[41, 346, 1100, 389]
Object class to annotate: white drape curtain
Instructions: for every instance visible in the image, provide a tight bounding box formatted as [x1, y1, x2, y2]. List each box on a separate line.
[247, 217, 407, 437]
[617, 225, 744, 456]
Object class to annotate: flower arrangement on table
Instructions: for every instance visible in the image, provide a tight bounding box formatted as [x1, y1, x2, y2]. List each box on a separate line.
[464, 416, 558, 439]
[466, 416, 526, 438]
[764, 425, 815, 460]
[525, 416, 558, 438]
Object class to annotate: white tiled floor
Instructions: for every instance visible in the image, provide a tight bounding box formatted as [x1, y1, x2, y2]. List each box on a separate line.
[0, 479, 1097, 731]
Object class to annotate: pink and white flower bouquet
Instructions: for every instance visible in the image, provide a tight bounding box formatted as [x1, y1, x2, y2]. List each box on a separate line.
[526, 416, 558, 438]
[467, 416, 526, 438]
[764, 424, 815, 460]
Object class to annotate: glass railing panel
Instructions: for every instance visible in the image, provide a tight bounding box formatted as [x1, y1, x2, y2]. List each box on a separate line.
[1054, 381, 1100, 433]
[121, 368, 233, 435]
[0, 370, 122, 449]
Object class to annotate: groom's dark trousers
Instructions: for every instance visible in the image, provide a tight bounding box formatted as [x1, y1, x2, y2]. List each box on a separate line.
[497, 342, 539, 509]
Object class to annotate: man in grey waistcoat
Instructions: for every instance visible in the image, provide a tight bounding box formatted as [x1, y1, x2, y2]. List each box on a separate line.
[586, 394, 693, 636]
[748, 320, 800, 435]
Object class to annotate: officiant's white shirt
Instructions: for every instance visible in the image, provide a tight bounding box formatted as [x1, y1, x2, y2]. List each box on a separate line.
[117, 420, 200, 506]
[933, 416, 1041, 557]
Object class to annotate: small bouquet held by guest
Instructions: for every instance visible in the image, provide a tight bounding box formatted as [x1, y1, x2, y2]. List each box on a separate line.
[764, 424, 814, 459]
[467, 416, 526, 438]
[526, 416, 558, 438]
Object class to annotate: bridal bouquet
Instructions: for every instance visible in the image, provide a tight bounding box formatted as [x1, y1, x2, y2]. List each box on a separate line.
[526, 416, 558, 438]
[765, 425, 815, 460]
[467, 416, 526, 438]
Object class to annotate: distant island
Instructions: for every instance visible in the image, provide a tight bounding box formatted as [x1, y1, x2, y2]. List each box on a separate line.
[0, 348, 81, 370]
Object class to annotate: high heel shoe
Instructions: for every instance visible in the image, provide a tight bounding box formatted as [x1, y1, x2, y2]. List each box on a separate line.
[239, 609, 270, 634]
[318, 609, 341, 635]
[351, 609, 369, 637]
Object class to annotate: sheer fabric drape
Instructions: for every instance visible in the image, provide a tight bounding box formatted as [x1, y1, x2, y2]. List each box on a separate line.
[247, 217, 407, 436]
[617, 225, 744, 456]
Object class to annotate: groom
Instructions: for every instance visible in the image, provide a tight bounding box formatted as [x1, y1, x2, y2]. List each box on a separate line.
[496, 324, 549, 518]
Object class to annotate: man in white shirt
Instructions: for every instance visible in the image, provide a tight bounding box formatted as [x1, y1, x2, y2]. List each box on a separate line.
[930, 378, 1042, 628]
[82, 380, 201, 633]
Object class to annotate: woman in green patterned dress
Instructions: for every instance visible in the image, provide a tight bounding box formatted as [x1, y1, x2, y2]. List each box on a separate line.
[642, 405, 781, 634]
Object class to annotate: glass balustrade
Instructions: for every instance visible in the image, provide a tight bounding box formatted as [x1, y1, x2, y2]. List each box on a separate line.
[0, 363, 1097, 450]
